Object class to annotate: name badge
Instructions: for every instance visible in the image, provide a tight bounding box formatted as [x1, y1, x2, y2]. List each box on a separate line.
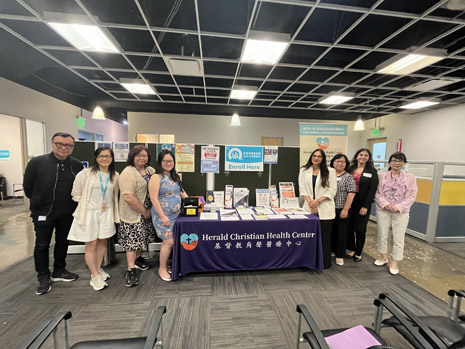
[337, 177, 342, 181]
[38, 216, 47, 221]
[363, 173, 372, 178]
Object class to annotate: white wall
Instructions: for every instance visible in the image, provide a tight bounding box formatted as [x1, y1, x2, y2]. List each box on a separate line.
[357, 105, 465, 162]
[128, 111, 362, 154]
[0, 114, 23, 196]
[0, 77, 128, 149]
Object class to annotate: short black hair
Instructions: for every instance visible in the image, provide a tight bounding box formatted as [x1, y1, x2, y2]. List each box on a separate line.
[52, 132, 75, 142]
[330, 153, 350, 172]
[126, 144, 150, 166]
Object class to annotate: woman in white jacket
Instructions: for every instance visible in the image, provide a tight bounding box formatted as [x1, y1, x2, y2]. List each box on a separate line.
[299, 149, 337, 269]
[68, 147, 120, 291]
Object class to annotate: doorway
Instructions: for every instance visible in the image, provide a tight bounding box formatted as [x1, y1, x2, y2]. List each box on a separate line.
[369, 138, 387, 169]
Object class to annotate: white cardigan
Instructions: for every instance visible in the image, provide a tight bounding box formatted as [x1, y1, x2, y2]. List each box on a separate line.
[299, 166, 337, 220]
[71, 168, 120, 225]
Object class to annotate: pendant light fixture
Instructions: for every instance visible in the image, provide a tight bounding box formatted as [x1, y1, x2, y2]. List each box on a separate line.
[92, 106, 106, 120]
[353, 115, 365, 131]
[230, 113, 241, 126]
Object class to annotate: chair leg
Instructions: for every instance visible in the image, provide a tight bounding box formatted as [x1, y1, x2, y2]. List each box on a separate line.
[296, 312, 302, 348]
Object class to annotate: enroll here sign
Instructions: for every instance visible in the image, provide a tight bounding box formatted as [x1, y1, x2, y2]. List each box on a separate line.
[225, 146, 263, 172]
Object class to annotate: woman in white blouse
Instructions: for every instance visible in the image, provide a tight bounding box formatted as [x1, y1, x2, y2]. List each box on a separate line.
[68, 147, 119, 291]
[299, 149, 337, 269]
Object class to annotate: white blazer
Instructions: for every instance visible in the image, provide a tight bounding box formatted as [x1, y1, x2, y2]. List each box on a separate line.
[299, 166, 337, 220]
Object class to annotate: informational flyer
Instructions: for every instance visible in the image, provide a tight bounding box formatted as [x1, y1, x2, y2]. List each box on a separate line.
[201, 145, 220, 173]
[113, 142, 129, 162]
[213, 191, 225, 208]
[225, 145, 263, 172]
[233, 188, 249, 207]
[175, 143, 195, 172]
[264, 146, 278, 164]
[279, 182, 296, 198]
[157, 143, 176, 154]
[299, 123, 348, 166]
[255, 188, 270, 207]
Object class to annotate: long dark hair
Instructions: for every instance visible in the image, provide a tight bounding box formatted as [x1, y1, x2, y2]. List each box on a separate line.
[302, 149, 329, 188]
[348, 148, 374, 173]
[155, 150, 183, 191]
[330, 153, 350, 172]
[91, 147, 116, 182]
[388, 152, 407, 171]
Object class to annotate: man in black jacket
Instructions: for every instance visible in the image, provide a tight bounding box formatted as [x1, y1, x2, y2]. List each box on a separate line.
[23, 132, 83, 295]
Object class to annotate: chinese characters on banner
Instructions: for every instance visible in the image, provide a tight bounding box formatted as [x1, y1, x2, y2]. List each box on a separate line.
[225, 145, 264, 172]
[201, 145, 220, 173]
[175, 144, 195, 172]
[299, 123, 348, 166]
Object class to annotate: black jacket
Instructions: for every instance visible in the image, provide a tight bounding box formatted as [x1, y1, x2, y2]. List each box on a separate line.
[23, 152, 83, 216]
[355, 166, 379, 209]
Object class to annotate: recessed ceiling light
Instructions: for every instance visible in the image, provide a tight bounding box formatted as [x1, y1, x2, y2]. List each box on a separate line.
[241, 31, 290, 65]
[405, 79, 459, 92]
[319, 93, 354, 105]
[48, 22, 118, 53]
[230, 86, 258, 100]
[400, 100, 439, 109]
[376, 48, 445, 75]
[120, 80, 156, 95]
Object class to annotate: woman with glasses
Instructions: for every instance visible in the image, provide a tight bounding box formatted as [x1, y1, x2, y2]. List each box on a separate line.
[118, 145, 156, 287]
[149, 150, 188, 281]
[374, 152, 417, 275]
[329, 154, 356, 266]
[299, 149, 337, 269]
[68, 147, 119, 291]
[346, 148, 379, 262]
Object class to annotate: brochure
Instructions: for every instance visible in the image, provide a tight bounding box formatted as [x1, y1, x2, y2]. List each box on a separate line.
[239, 214, 254, 220]
[279, 182, 296, 198]
[233, 188, 249, 207]
[225, 185, 233, 209]
[254, 207, 274, 215]
[269, 185, 279, 208]
[272, 207, 290, 215]
[255, 188, 270, 207]
[237, 207, 255, 215]
[214, 191, 225, 208]
[200, 212, 219, 220]
[280, 197, 300, 208]
[267, 214, 287, 219]
[288, 214, 308, 219]
[287, 207, 310, 215]
[253, 214, 269, 220]
[221, 215, 240, 221]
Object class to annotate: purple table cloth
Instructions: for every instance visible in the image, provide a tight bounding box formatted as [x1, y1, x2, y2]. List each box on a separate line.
[172, 214, 323, 280]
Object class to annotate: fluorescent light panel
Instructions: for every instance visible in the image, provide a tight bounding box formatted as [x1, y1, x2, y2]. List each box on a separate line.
[319, 95, 354, 105]
[121, 82, 156, 95]
[377, 53, 444, 75]
[400, 100, 439, 109]
[230, 87, 258, 100]
[406, 79, 459, 92]
[49, 22, 118, 53]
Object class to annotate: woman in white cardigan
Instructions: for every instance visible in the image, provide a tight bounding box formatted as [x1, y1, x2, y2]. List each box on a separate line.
[299, 149, 337, 269]
[68, 147, 119, 291]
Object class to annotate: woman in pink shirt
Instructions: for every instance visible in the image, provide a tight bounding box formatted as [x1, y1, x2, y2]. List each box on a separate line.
[374, 152, 417, 275]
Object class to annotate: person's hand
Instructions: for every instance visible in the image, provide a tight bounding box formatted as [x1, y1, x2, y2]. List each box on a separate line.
[340, 209, 348, 219]
[142, 209, 151, 219]
[161, 216, 170, 227]
[359, 207, 368, 216]
[385, 205, 399, 213]
[309, 199, 319, 209]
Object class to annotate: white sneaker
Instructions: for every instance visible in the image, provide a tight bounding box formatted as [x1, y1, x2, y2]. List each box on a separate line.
[90, 274, 107, 291]
[99, 268, 110, 281]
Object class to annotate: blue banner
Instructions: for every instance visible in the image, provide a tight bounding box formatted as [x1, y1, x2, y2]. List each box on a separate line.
[225, 146, 263, 171]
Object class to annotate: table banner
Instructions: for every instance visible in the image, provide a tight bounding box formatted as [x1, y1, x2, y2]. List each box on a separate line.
[172, 215, 323, 280]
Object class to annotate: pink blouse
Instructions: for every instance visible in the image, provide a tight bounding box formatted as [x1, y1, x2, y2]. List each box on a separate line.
[375, 171, 417, 213]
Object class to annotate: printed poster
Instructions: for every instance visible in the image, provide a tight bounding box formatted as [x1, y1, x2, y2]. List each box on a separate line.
[113, 142, 129, 162]
[256, 189, 270, 207]
[201, 145, 220, 173]
[95, 141, 112, 150]
[264, 146, 278, 164]
[175, 144, 195, 172]
[225, 145, 263, 172]
[299, 123, 348, 166]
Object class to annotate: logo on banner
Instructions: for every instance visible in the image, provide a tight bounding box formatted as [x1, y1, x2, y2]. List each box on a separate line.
[180, 233, 199, 250]
[227, 147, 243, 160]
[316, 137, 330, 150]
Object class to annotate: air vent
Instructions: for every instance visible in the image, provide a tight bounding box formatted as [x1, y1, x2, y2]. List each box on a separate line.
[166, 58, 204, 77]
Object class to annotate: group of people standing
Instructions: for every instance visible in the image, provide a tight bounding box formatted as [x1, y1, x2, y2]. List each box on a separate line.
[24, 133, 186, 295]
[299, 148, 418, 273]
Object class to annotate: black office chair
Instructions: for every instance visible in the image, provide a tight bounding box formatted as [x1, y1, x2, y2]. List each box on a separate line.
[381, 290, 465, 348]
[23, 305, 167, 349]
[296, 293, 450, 349]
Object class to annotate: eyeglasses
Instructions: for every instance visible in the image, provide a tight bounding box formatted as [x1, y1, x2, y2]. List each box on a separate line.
[135, 154, 148, 158]
[334, 160, 346, 164]
[390, 159, 405, 163]
[53, 142, 74, 149]
[162, 160, 174, 164]
[97, 155, 112, 159]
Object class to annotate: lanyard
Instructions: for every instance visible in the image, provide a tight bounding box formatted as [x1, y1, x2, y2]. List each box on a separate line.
[136, 167, 150, 183]
[98, 171, 110, 199]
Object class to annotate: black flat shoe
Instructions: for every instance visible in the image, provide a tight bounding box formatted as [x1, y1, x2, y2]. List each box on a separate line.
[345, 253, 355, 259]
[354, 255, 363, 262]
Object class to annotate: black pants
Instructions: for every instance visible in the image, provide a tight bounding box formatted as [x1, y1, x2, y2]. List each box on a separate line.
[320, 219, 334, 269]
[32, 214, 73, 280]
[346, 198, 371, 256]
[331, 208, 351, 258]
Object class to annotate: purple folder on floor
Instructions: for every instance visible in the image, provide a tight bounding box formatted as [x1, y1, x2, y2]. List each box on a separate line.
[325, 325, 381, 349]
